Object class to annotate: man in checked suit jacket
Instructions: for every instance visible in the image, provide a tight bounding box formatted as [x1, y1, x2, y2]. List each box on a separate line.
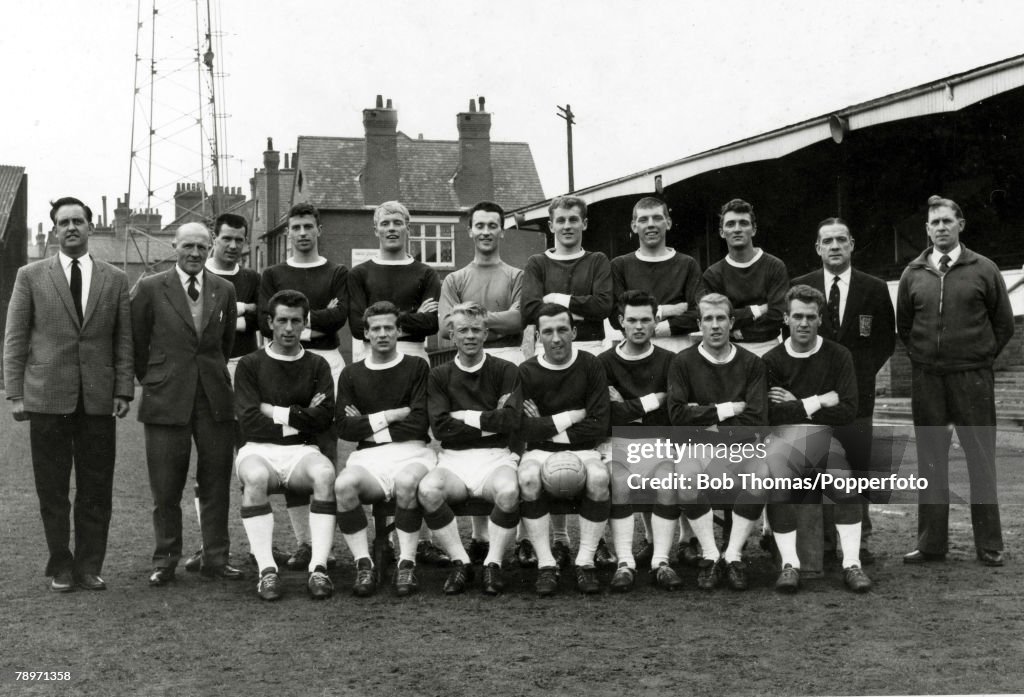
[4, 197, 133, 592]
[132, 222, 242, 586]
[791, 217, 896, 561]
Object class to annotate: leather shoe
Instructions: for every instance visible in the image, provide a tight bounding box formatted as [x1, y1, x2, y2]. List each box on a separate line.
[978, 549, 1004, 567]
[903, 549, 946, 564]
[149, 568, 175, 586]
[183, 548, 204, 572]
[76, 573, 107, 591]
[50, 570, 75, 593]
[200, 563, 244, 580]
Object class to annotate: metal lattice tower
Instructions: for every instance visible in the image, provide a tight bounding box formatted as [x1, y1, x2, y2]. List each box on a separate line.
[124, 0, 231, 274]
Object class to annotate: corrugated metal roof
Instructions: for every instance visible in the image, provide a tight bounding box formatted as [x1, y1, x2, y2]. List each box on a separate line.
[509, 53, 1024, 222]
[293, 132, 544, 213]
[0, 165, 26, 242]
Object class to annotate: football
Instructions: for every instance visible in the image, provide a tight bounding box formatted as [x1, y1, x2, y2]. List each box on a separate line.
[541, 451, 586, 498]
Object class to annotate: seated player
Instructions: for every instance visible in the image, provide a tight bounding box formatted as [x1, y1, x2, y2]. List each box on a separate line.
[233, 290, 337, 601]
[518, 303, 611, 596]
[763, 285, 871, 594]
[333, 301, 434, 597]
[598, 291, 675, 593]
[419, 302, 522, 596]
[668, 293, 769, 591]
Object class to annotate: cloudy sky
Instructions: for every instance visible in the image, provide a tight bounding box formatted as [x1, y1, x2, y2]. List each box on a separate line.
[3, 0, 1022, 229]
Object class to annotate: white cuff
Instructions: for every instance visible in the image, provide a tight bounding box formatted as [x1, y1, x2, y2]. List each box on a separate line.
[550, 432, 571, 444]
[272, 406, 291, 427]
[802, 395, 822, 418]
[654, 320, 671, 338]
[656, 305, 666, 322]
[300, 327, 312, 341]
[716, 402, 736, 421]
[639, 394, 660, 413]
[750, 304, 763, 318]
[368, 411, 389, 433]
[463, 410, 483, 430]
[236, 301, 247, 315]
[551, 411, 574, 434]
[236, 317, 247, 332]
[543, 293, 572, 308]
[372, 427, 393, 444]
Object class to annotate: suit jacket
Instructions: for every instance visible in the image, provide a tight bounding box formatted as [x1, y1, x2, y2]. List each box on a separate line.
[3, 254, 133, 415]
[131, 267, 237, 425]
[791, 267, 896, 417]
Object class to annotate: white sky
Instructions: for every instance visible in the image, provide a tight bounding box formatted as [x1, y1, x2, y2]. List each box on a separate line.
[3, 0, 1023, 230]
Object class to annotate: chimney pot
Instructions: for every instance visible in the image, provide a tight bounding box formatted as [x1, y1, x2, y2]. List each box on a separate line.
[375, 94, 383, 108]
[479, 96, 486, 111]
[469, 99, 476, 112]
[385, 98, 393, 109]
[267, 137, 273, 150]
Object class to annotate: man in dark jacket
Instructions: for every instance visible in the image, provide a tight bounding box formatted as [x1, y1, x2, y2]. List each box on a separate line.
[896, 195, 1014, 568]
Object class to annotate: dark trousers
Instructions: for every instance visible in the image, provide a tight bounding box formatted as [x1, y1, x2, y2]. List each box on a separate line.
[911, 366, 1002, 554]
[29, 408, 116, 577]
[145, 386, 235, 569]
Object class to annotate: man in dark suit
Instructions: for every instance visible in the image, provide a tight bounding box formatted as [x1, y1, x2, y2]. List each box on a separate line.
[4, 197, 134, 592]
[132, 222, 242, 586]
[792, 217, 896, 562]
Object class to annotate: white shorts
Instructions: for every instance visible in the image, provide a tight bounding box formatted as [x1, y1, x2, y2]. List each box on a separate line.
[345, 441, 436, 501]
[437, 447, 519, 498]
[352, 340, 429, 364]
[235, 442, 324, 488]
[522, 448, 604, 467]
[483, 346, 526, 366]
[307, 347, 345, 391]
[735, 337, 781, 357]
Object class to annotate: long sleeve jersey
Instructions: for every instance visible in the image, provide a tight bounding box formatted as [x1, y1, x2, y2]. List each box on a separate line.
[348, 258, 440, 342]
[258, 259, 348, 351]
[206, 261, 261, 357]
[598, 343, 674, 427]
[762, 338, 857, 426]
[428, 354, 522, 450]
[438, 261, 523, 348]
[234, 346, 334, 445]
[610, 250, 702, 334]
[522, 250, 612, 342]
[702, 249, 788, 343]
[335, 353, 430, 448]
[518, 348, 610, 451]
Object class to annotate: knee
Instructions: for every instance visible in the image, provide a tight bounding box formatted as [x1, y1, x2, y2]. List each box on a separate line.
[493, 480, 520, 512]
[417, 474, 445, 511]
[518, 462, 542, 500]
[333, 472, 358, 502]
[393, 470, 423, 503]
[310, 461, 336, 499]
[584, 462, 610, 497]
[237, 460, 269, 493]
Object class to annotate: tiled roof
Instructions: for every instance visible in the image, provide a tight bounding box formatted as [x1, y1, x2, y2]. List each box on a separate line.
[293, 133, 544, 212]
[0, 165, 26, 242]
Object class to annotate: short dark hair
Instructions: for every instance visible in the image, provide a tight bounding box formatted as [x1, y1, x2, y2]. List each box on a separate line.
[817, 216, 849, 233]
[467, 201, 505, 226]
[786, 284, 826, 313]
[617, 290, 658, 317]
[536, 301, 574, 329]
[632, 197, 669, 221]
[215, 212, 249, 237]
[363, 301, 400, 330]
[548, 195, 587, 219]
[719, 198, 756, 228]
[49, 197, 92, 224]
[287, 202, 320, 226]
[927, 195, 964, 221]
[268, 289, 310, 321]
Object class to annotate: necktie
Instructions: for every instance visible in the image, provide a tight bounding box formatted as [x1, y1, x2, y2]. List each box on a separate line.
[939, 254, 951, 274]
[70, 258, 83, 322]
[828, 275, 841, 337]
[187, 275, 199, 302]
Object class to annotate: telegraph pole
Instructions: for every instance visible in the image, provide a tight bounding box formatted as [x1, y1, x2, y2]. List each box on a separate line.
[556, 104, 575, 192]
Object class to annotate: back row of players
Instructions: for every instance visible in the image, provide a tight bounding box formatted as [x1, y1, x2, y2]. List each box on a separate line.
[218, 194, 894, 600]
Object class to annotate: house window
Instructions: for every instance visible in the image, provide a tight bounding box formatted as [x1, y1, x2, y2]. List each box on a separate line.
[407, 217, 457, 268]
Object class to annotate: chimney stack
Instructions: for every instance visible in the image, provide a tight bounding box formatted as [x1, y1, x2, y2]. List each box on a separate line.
[455, 96, 494, 205]
[101, 195, 108, 227]
[362, 95, 400, 204]
[264, 137, 281, 230]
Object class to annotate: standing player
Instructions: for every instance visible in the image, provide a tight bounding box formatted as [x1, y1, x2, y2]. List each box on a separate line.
[609, 196, 703, 564]
[184, 212, 265, 573]
[521, 195, 613, 563]
[668, 293, 769, 591]
[234, 290, 336, 601]
[762, 285, 871, 594]
[518, 303, 611, 595]
[792, 217, 895, 563]
[348, 200, 440, 363]
[897, 195, 1013, 568]
[599, 291, 675, 592]
[438, 200, 526, 563]
[258, 202, 348, 570]
[419, 303, 522, 595]
[333, 302, 434, 597]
